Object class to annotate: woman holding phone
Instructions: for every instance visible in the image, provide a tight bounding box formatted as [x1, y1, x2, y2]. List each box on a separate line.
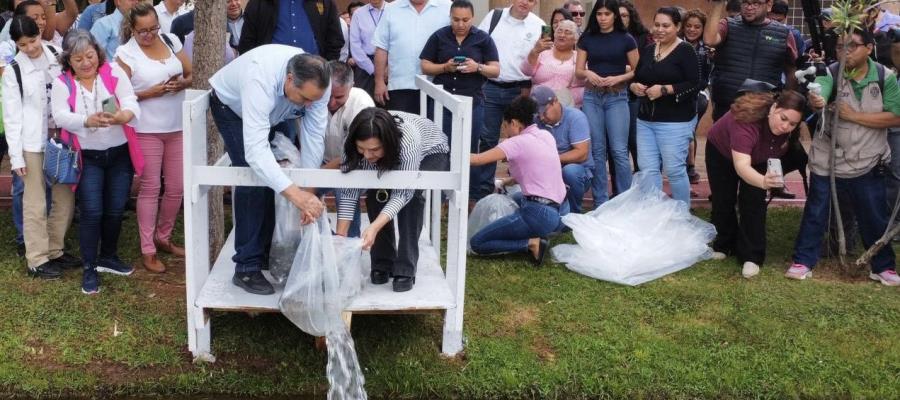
[705, 86, 805, 279]
[420, 0, 499, 151]
[115, 2, 192, 274]
[51, 29, 143, 294]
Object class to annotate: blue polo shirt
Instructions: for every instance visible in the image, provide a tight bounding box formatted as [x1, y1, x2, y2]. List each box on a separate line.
[271, 0, 319, 55]
[419, 25, 498, 100]
[536, 106, 593, 168]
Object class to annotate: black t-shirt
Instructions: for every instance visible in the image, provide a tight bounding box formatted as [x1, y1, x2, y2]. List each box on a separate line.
[633, 41, 701, 122]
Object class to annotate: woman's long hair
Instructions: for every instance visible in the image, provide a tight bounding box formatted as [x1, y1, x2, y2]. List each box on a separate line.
[619, 0, 648, 40]
[583, 0, 626, 35]
[731, 90, 807, 124]
[342, 107, 404, 174]
[59, 29, 107, 74]
[120, 2, 158, 44]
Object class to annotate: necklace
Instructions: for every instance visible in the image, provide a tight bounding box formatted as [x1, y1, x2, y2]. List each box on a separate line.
[654, 39, 678, 62]
[79, 78, 100, 133]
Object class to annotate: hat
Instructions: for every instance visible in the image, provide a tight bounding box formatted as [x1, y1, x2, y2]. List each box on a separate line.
[736, 79, 776, 95]
[822, 7, 833, 20]
[529, 85, 557, 114]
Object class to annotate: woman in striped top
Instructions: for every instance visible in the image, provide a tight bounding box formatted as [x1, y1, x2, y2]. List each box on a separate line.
[336, 108, 449, 292]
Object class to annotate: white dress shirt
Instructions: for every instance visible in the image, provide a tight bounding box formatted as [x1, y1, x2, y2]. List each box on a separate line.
[155, 2, 190, 34]
[2, 43, 63, 170]
[324, 87, 374, 162]
[208, 44, 330, 193]
[477, 7, 543, 83]
[50, 64, 141, 150]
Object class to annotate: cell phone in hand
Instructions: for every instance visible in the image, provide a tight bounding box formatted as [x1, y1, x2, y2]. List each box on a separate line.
[541, 25, 551, 39]
[102, 96, 118, 114]
[453, 56, 466, 64]
[767, 158, 784, 186]
[165, 74, 181, 84]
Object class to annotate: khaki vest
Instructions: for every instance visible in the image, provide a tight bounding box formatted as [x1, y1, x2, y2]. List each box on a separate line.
[809, 72, 892, 178]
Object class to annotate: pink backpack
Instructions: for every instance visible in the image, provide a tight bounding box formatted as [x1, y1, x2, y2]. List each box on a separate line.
[58, 62, 145, 189]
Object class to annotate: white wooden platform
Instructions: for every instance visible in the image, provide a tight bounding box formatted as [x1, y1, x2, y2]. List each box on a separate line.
[196, 231, 455, 313]
[183, 76, 472, 361]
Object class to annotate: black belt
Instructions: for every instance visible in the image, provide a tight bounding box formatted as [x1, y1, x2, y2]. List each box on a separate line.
[524, 195, 559, 208]
[487, 80, 531, 89]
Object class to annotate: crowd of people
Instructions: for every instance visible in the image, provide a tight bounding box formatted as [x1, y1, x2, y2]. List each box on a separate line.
[1, 0, 900, 296]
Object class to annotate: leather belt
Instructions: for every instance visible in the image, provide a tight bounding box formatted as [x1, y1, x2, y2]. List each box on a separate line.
[524, 195, 560, 208]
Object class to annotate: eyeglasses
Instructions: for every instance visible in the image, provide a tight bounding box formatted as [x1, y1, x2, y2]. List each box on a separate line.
[570, 11, 585, 16]
[836, 41, 867, 52]
[741, 0, 767, 8]
[135, 26, 161, 36]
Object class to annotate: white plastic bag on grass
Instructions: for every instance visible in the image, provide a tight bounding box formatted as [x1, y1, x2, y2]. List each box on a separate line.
[467, 193, 519, 253]
[551, 171, 716, 286]
[270, 133, 304, 284]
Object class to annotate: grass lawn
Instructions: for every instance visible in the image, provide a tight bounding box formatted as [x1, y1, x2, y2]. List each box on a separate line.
[0, 207, 898, 399]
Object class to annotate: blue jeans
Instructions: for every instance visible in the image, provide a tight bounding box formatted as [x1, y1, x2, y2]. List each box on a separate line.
[636, 118, 696, 205]
[12, 173, 24, 244]
[77, 143, 134, 265]
[583, 89, 631, 206]
[793, 170, 896, 273]
[470, 198, 562, 255]
[211, 94, 278, 274]
[317, 187, 361, 237]
[561, 163, 591, 213]
[475, 82, 522, 199]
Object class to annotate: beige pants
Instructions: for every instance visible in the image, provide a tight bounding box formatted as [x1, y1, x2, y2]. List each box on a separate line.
[23, 151, 75, 268]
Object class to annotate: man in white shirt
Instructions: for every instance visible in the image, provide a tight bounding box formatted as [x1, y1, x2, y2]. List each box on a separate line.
[154, 0, 188, 34]
[208, 45, 330, 295]
[318, 60, 373, 237]
[372, 0, 450, 113]
[472, 0, 542, 199]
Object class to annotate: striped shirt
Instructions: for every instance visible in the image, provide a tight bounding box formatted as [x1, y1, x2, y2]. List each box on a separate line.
[337, 111, 449, 221]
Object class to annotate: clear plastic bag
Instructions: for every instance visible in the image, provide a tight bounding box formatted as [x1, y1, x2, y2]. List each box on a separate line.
[551, 172, 717, 286]
[467, 193, 519, 253]
[269, 133, 303, 284]
[333, 236, 365, 304]
[279, 215, 343, 335]
[279, 215, 368, 399]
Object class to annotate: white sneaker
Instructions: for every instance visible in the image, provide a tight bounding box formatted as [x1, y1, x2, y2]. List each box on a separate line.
[742, 261, 760, 278]
[711, 251, 727, 260]
[869, 270, 900, 286]
[785, 263, 813, 280]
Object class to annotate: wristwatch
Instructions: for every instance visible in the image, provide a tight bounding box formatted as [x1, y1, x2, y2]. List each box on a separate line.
[661, 86, 669, 96]
[477, 64, 484, 73]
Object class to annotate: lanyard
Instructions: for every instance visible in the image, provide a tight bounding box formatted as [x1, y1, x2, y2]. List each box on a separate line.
[369, 6, 382, 27]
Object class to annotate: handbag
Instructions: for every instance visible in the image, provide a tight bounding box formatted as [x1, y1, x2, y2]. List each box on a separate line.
[43, 134, 79, 185]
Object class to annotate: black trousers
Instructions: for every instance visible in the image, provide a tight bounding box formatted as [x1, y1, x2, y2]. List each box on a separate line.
[387, 89, 421, 115]
[706, 141, 768, 264]
[365, 153, 449, 278]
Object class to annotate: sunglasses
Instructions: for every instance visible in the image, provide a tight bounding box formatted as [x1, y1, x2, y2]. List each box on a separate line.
[570, 11, 585, 16]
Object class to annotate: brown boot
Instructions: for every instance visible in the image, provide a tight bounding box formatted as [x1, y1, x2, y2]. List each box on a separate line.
[154, 240, 186, 257]
[141, 253, 166, 273]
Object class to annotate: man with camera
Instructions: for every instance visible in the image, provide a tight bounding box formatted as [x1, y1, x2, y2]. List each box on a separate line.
[787, 29, 900, 286]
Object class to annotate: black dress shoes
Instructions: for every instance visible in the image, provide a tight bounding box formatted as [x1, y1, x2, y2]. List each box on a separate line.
[392, 276, 415, 292]
[370, 270, 390, 285]
[531, 238, 549, 267]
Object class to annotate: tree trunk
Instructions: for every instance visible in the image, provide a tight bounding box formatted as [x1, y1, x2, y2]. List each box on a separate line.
[192, 0, 227, 264]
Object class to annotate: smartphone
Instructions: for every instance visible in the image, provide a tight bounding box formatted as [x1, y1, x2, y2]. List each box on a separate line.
[453, 55, 466, 64]
[165, 74, 181, 84]
[102, 96, 118, 114]
[541, 25, 551, 39]
[767, 158, 784, 187]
